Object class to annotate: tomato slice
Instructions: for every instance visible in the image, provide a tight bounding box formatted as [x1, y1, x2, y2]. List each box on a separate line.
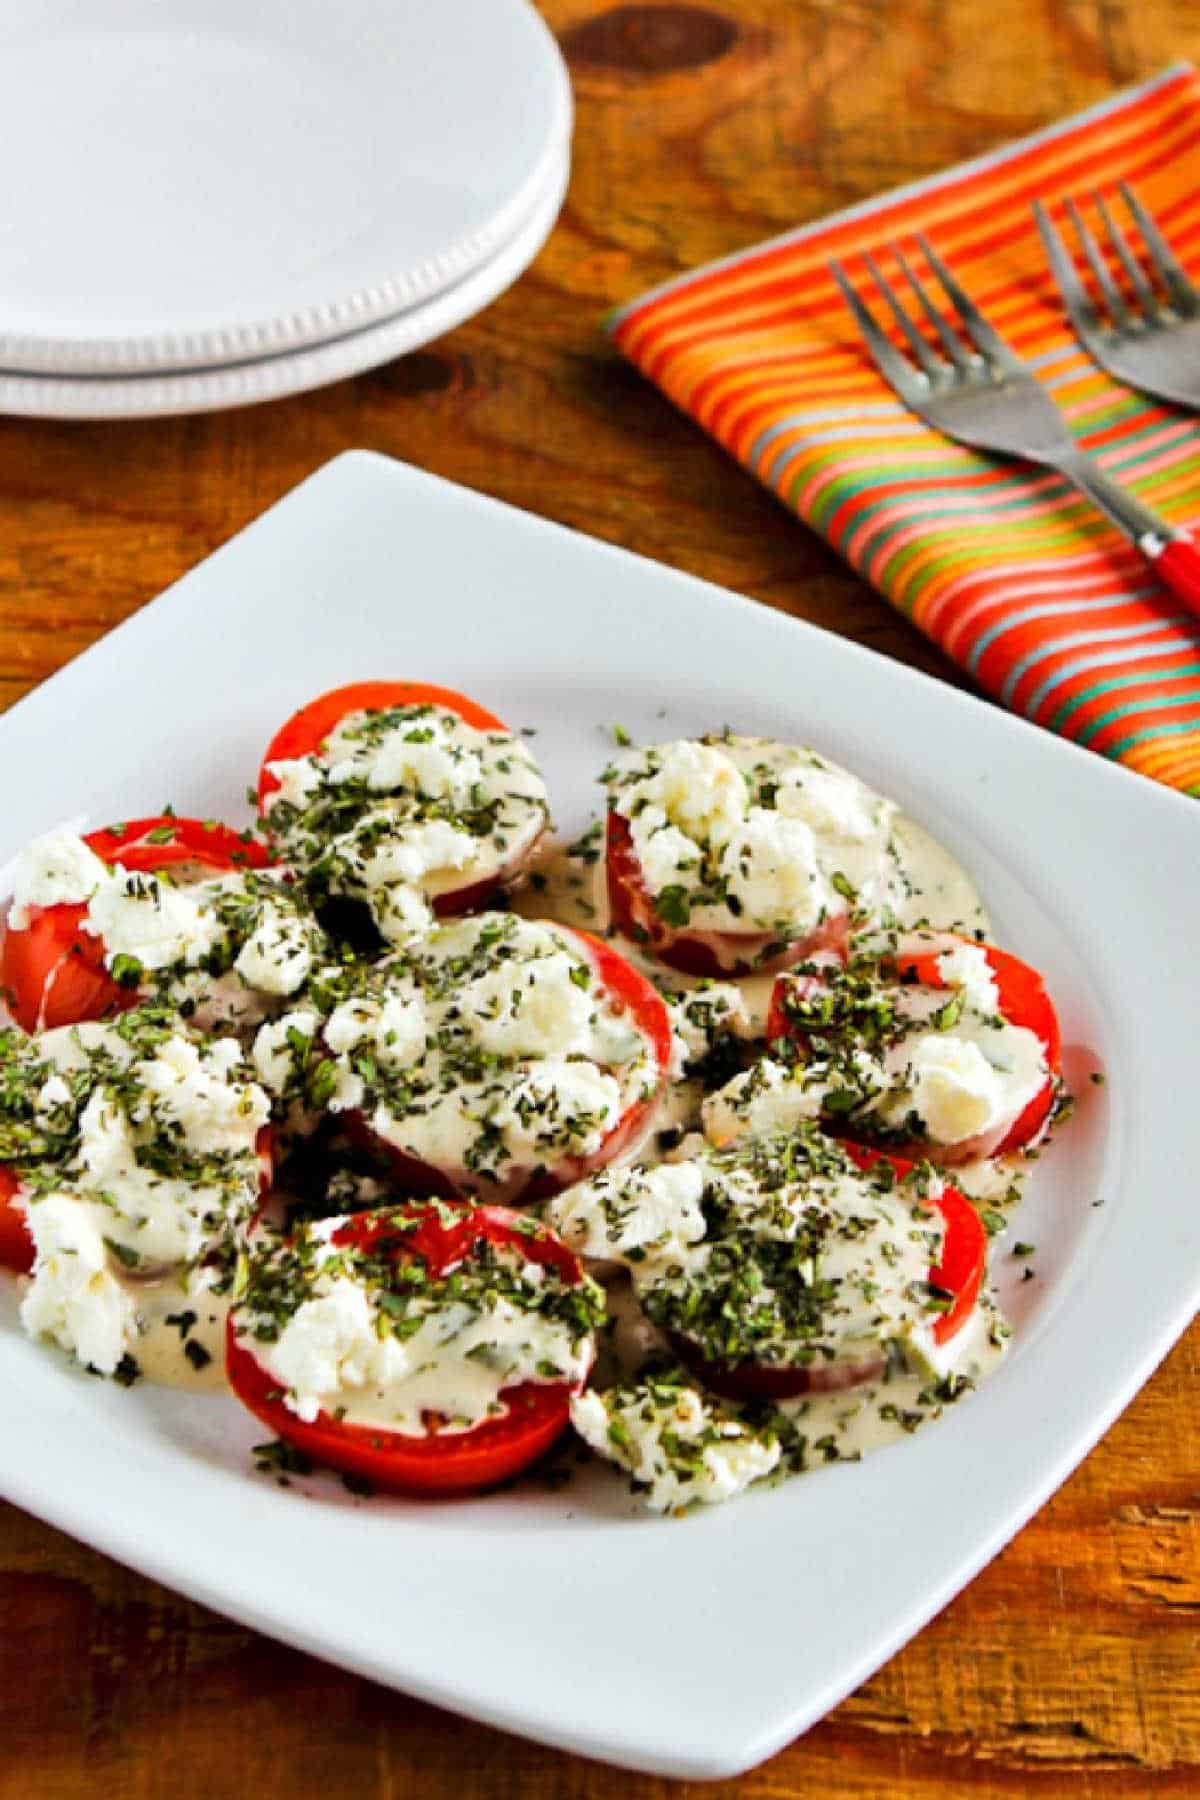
[893, 938, 1061, 1156]
[256, 682, 510, 808]
[606, 807, 848, 978]
[766, 935, 1062, 1160]
[350, 922, 673, 1203]
[1, 815, 270, 1034]
[0, 1167, 33, 1274]
[842, 1145, 986, 1347]
[256, 682, 537, 920]
[226, 1203, 593, 1495]
[676, 1148, 986, 1400]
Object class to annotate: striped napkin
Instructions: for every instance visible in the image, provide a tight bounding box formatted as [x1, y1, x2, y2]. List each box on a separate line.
[610, 64, 1200, 796]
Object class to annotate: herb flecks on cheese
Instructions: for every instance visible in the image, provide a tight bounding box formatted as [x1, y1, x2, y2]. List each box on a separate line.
[262, 703, 550, 943]
[284, 914, 661, 1191]
[604, 736, 902, 938]
[571, 1365, 780, 1512]
[9, 1009, 270, 1376]
[236, 1208, 604, 1433]
[741, 938, 1048, 1151]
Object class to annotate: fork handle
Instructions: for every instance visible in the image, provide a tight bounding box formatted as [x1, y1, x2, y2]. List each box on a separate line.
[1145, 533, 1200, 613]
[1055, 454, 1200, 620]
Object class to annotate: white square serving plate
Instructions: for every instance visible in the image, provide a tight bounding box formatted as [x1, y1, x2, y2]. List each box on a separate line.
[0, 451, 1194, 1780]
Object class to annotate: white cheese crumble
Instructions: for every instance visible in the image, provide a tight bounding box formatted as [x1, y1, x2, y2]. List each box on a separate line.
[85, 868, 222, 971]
[665, 982, 750, 1078]
[7, 828, 109, 929]
[701, 1057, 828, 1145]
[607, 737, 902, 937]
[460, 948, 640, 1064]
[252, 1007, 321, 1095]
[570, 1381, 780, 1512]
[882, 1035, 1009, 1143]
[544, 1162, 707, 1273]
[19, 1193, 137, 1376]
[718, 812, 831, 935]
[937, 942, 1001, 1014]
[260, 1262, 592, 1433]
[232, 901, 314, 996]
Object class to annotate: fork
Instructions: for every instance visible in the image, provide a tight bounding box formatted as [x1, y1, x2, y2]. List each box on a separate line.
[1034, 185, 1200, 409]
[830, 238, 1200, 614]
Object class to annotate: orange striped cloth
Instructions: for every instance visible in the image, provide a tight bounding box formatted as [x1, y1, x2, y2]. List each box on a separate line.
[610, 65, 1200, 795]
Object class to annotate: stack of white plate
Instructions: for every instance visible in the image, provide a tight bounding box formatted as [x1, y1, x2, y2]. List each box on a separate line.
[0, 0, 570, 418]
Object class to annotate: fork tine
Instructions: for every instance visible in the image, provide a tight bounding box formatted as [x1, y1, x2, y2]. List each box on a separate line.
[861, 251, 943, 381]
[829, 258, 921, 396]
[1095, 190, 1160, 318]
[1033, 200, 1104, 343]
[891, 244, 972, 373]
[914, 233, 1015, 371]
[1120, 182, 1200, 317]
[1065, 197, 1138, 327]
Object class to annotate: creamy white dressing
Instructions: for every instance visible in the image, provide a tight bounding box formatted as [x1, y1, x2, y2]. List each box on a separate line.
[120, 1274, 232, 1391]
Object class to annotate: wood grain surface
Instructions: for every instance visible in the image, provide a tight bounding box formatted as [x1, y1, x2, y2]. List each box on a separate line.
[1, 3, 1198, 1794]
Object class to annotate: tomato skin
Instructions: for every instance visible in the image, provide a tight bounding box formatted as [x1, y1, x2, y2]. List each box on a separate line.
[256, 682, 510, 809]
[606, 808, 848, 978]
[81, 817, 273, 875]
[842, 1145, 986, 1346]
[1, 815, 271, 1034]
[349, 923, 673, 1204]
[226, 1203, 592, 1496]
[674, 1149, 986, 1399]
[2, 902, 129, 1035]
[767, 935, 1062, 1162]
[0, 1167, 33, 1274]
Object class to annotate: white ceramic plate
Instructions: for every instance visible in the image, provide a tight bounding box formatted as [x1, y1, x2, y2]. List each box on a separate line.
[0, 146, 568, 420]
[0, 453, 1193, 1780]
[0, 0, 569, 374]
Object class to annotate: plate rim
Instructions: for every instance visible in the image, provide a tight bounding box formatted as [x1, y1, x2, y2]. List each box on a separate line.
[0, 148, 569, 420]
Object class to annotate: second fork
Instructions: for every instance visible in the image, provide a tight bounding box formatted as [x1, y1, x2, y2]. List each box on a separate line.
[831, 238, 1200, 616]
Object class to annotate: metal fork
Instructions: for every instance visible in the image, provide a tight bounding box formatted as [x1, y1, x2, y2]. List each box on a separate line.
[830, 238, 1200, 614]
[1034, 185, 1200, 409]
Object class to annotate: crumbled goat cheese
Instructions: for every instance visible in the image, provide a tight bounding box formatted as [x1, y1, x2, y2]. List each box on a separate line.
[571, 1381, 780, 1512]
[20, 1193, 138, 1376]
[545, 1162, 707, 1272]
[7, 828, 109, 929]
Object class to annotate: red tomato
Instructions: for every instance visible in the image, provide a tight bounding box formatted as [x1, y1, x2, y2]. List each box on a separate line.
[350, 922, 674, 1204]
[226, 1203, 593, 1496]
[842, 1145, 986, 1347]
[679, 1148, 986, 1401]
[256, 682, 533, 919]
[0, 1167, 32, 1274]
[1, 816, 270, 1034]
[893, 938, 1061, 1157]
[767, 934, 1061, 1161]
[605, 807, 848, 979]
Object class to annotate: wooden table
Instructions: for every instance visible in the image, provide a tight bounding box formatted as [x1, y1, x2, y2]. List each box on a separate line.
[2, 4, 1198, 1794]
